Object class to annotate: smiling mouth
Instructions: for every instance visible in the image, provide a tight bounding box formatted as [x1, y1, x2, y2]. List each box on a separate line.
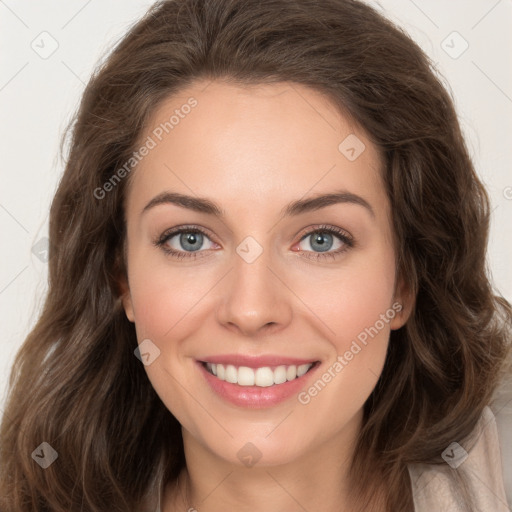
[201, 361, 319, 387]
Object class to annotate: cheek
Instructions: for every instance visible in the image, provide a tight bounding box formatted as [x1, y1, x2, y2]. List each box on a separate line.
[127, 253, 212, 340]
[335, 272, 395, 353]
[293, 258, 396, 428]
[290, 249, 397, 407]
[291, 251, 397, 348]
[126, 256, 207, 419]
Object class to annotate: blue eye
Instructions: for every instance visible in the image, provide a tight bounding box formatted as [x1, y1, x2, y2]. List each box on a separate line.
[295, 225, 354, 261]
[155, 227, 216, 260]
[154, 224, 354, 261]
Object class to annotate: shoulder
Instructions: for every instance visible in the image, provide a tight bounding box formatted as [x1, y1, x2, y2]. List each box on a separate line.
[408, 406, 510, 512]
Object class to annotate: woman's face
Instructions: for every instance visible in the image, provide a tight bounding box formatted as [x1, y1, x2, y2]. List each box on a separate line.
[120, 80, 410, 467]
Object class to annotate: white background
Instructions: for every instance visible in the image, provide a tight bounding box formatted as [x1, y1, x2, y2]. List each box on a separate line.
[1, 0, 511, 505]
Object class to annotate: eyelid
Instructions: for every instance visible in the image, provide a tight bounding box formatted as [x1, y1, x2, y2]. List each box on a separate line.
[296, 224, 352, 242]
[155, 224, 217, 246]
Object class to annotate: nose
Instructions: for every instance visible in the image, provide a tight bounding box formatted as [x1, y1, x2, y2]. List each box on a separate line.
[215, 246, 293, 337]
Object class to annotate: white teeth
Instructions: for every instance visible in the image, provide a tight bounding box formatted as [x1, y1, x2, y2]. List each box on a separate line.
[255, 367, 274, 387]
[205, 362, 314, 387]
[297, 364, 310, 377]
[274, 365, 287, 385]
[286, 365, 297, 381]
[225, 364, 237, 383]
[238, 366, 255, 386]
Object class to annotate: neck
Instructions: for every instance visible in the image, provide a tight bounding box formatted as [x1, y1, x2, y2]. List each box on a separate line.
[161, 409, 387, 512]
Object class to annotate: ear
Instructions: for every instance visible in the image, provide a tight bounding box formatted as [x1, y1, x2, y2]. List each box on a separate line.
[389, 273, 414, 330]
[118, 274, 135, 323]
[114, 245, 135, 323]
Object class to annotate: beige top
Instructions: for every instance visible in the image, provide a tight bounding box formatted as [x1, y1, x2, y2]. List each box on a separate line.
[408, 406, 509, 511]
[150, 406, 509, 512]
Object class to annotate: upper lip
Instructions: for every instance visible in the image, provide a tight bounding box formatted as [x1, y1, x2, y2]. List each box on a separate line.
[198, 354, 319, 368]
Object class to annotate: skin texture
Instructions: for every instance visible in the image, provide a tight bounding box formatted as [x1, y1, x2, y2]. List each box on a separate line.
[120, 80, 412, 511]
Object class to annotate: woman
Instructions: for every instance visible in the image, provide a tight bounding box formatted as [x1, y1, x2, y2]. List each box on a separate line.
[1, 0, 510, 511]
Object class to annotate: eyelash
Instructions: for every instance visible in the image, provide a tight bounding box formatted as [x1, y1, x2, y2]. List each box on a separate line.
[153, 224, 354, 261]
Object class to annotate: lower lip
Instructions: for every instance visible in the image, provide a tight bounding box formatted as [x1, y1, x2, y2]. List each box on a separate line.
[197, 361, 320, 409]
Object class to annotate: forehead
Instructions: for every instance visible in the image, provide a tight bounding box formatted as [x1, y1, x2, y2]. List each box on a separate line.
[126, 80, 386, 218]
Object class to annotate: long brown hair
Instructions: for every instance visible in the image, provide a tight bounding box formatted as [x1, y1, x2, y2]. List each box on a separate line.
[1, 0, 510, 510]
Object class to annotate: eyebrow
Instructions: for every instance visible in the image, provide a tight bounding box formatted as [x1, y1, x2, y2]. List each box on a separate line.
[141, 189, 375, 218]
